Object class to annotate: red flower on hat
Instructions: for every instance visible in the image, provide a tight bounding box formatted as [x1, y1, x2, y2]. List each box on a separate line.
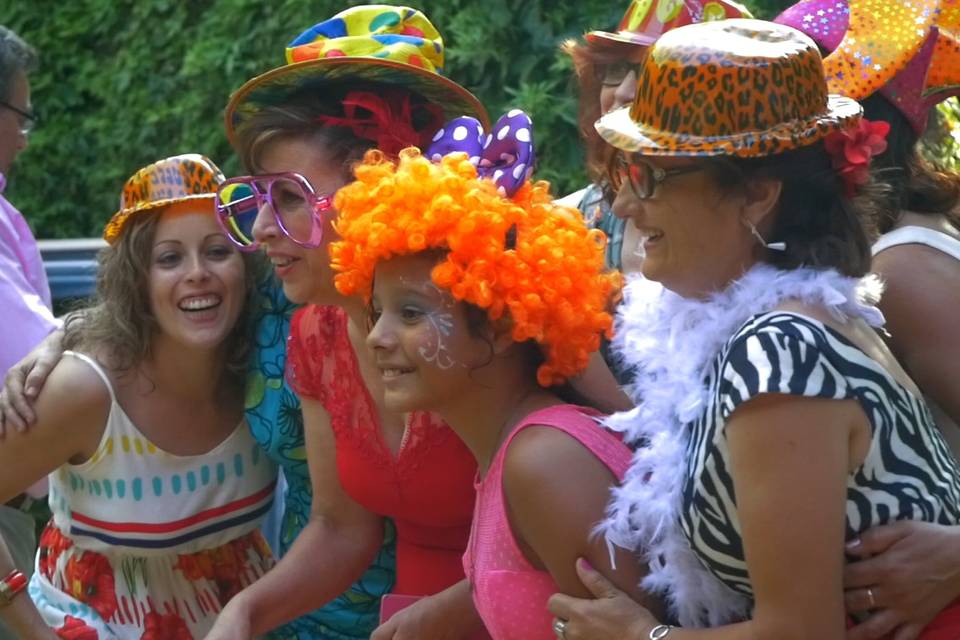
[55, 616, 99, 640]
[140, 611, 191, 640]
[63, 551, 117, 621]
[823, 119, 891, 197]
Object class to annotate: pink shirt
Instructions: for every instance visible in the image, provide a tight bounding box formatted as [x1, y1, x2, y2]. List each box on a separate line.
[0, 172, 57, 374]
[463, 405, 632, 640]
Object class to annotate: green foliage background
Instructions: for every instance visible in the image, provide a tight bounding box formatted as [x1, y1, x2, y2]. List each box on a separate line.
[5, 0, 955, 239]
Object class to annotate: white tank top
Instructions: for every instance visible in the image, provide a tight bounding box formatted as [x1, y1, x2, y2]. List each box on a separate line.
[48, 351, 277, 556]
[871, 226, 960, 454]
[31, 351, 277, 638]
[872, 224, 960, 261]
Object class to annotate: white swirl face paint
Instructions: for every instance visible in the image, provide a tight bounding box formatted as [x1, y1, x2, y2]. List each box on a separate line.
[401, 278, 461, 371]
[419, 307, 456, 370]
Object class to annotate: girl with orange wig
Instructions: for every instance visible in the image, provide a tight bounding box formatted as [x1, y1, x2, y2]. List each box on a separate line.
[331, 147, 664, 640]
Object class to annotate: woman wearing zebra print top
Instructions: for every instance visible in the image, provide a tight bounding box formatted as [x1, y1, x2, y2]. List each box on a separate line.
[546, 19, 960, 640]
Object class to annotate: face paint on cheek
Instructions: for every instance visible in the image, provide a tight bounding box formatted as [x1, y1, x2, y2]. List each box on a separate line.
[416, 282, 459, 370]
[418, 311, 456, 370]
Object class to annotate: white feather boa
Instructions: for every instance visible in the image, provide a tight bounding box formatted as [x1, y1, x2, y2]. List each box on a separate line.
[601, 264, 885, 626]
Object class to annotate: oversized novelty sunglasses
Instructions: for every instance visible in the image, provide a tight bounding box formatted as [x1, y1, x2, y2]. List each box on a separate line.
[215, 172, 333, 251]
[608, 153, 705, 200]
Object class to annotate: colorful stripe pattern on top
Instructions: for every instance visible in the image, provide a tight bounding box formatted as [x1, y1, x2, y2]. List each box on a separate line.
[31, 351, 278, 639]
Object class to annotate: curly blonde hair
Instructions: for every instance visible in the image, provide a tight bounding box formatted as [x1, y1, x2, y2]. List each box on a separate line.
[331, 148, 622, 386]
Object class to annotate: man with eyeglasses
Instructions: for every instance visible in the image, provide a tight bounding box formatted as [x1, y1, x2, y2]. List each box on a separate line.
[0, 24, 56, 640]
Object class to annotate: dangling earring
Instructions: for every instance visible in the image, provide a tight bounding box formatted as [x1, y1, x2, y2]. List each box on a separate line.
[743, 219, 786, 251]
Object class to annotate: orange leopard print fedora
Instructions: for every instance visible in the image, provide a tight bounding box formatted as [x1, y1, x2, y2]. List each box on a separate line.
[595, 19, 863, 158]
[103, 154, 225, 244]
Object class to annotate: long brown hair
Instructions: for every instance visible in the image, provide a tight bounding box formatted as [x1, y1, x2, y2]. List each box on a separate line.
[862, 94, 960, 233]
[64, 207, 263, 386]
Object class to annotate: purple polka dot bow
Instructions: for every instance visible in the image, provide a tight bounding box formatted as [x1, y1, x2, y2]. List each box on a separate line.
[427, 109, 535, 197]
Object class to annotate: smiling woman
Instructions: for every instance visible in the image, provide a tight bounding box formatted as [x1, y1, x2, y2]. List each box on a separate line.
[0, 154, 277, 639]
[544, 17, 960, 640]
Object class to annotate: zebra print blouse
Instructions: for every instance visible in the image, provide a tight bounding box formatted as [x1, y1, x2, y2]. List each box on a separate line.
[681, 312, 960, 597]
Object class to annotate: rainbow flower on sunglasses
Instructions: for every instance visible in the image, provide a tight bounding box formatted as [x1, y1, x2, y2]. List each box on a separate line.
[215, 172, 333, 250]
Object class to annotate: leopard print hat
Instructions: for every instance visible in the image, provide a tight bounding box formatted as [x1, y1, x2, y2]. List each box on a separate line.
[595, 18, 863, 158]
[104, 154, 224, 244]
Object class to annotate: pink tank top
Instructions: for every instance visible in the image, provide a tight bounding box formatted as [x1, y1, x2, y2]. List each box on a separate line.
[463, 405, 631, 640]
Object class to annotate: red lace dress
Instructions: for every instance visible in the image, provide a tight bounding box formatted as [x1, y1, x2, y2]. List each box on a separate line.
[287, 305, 478, 596]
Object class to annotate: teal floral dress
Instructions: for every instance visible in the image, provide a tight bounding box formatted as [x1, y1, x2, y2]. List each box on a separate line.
[246, 279, 396, 639]
[576, 183, 632, 385]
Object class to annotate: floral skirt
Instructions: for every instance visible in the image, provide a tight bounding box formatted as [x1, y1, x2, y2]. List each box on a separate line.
[30, 524, 274, 639]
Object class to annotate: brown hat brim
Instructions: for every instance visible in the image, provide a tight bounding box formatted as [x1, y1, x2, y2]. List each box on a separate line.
[595, 94, 863, 158]
[585, 29, 657, 49]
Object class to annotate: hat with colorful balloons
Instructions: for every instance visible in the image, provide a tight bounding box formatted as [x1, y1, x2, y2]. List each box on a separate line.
[224, 5, 489, 145]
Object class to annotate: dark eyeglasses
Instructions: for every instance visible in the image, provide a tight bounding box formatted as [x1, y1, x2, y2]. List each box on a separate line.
[600, 61, 642, 87]
[215, 172, 333, 251]
[608, 153, 705, 199]
[0, 101, 36, 135]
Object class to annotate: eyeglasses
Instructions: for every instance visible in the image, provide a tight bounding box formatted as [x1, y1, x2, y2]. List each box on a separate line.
[600, 61, 642, 87]
[215, 172, 333, 251]
[608, 153, 705, 199]
[0, 101, 36, 135]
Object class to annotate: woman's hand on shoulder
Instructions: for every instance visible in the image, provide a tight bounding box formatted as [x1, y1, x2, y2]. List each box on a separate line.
[845, 521, 960, 640]
[0, 327, 65, 436]
[548, 559, 658, 640]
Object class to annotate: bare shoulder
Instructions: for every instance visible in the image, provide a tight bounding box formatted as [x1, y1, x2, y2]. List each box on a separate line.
[1, 351, 112, 471]
[499, 419, 632, 597]
[503, 422, 616, 497]
[38, 353, 112, 413]
[874, 243, 960, 317]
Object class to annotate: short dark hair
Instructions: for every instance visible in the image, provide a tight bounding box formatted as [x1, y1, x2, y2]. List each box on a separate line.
[233, 81, 438, 177]
[861, 93, 960, 233]
[707, 141, 884, 278]
[0, 25, 37, 102]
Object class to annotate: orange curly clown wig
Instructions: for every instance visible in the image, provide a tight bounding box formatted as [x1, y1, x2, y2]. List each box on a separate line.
[331, 148, 622, 387]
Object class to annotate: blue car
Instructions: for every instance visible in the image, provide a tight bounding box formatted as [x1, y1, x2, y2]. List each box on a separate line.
[37, 238, 104, 313]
